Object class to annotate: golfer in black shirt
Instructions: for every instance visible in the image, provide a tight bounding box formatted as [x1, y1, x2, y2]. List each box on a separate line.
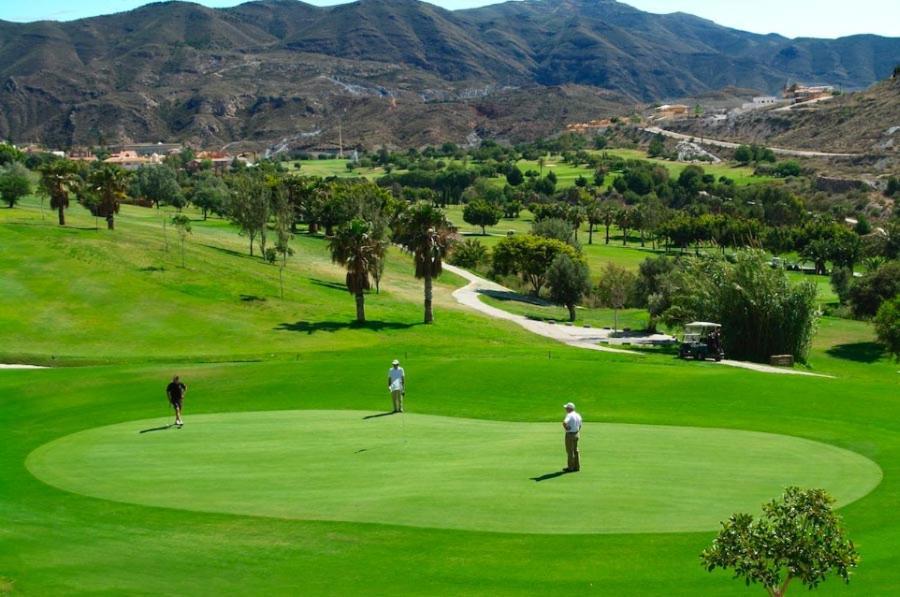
[166, 376, 186, 427]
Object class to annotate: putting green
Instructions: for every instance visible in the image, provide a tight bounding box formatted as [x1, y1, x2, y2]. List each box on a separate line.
[26, 410, 881, 534]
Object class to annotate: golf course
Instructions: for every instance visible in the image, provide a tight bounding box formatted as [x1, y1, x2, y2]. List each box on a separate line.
[1, 196, 898, 595]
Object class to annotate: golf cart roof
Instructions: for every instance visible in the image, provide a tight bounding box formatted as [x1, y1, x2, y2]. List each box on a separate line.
[685, 322, 721, 329]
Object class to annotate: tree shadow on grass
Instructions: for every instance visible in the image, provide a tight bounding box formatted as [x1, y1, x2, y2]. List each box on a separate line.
[200, 244, 253, 259]
[310, 278, 348, 291]
[276, 320, 419, 334]
[826, 342, 886, 363]
[530, 470, 570, 482]
[478, 289, 550, 306]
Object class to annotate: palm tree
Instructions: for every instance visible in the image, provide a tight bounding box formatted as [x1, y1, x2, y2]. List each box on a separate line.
[598, 196, 621, 245]
[38, 160, 78, 226]
[329, 219, 385, 323]
[87, 165, 129, 230]
[395, 202, 453, 324]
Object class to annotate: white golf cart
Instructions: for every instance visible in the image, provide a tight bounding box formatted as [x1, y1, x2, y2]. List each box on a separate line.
[678, 322, 725, 361]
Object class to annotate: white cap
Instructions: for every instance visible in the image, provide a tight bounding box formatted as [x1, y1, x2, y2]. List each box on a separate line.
[563, 402, 576, 410]
[392, 359, 400, 365]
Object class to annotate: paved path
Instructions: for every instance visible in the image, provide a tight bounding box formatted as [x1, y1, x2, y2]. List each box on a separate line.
[643, 126, 858, 158]
[445, 264, 643, 354]
[444, 265, 833, 377]
[0, 364, 47, 369]
[717, 359, 833, 378]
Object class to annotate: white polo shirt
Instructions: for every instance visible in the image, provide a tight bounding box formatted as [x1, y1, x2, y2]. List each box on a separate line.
[388, 367, 405, 391]
[564, 411, 582, 433]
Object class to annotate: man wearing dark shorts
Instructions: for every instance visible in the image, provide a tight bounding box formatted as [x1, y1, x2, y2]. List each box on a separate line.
[166, 376, 186, 427]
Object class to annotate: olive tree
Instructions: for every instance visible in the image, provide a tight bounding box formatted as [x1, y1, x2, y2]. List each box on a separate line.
[702, 487, 859, 597]
[130, 164, 184, 209]
[0, 163, 31, 208]
[492, 234, 580, 295]
[546, 253, 591, 321]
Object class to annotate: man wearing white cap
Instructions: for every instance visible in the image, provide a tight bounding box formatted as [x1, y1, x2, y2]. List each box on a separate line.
[388, 359, 406, 413]
[562, 402, 582, 472]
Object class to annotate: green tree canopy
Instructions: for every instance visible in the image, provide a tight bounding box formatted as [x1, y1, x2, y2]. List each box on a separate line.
[701, 487, 859, 597]
[190, 173, 229, 220]
[546, 253, 591, 321]
[849, 260, 900, 318]
[463, 199, 502, 235]
[492, 234, 581, 295]
[874, 295, 900, 360]
[0, 162, 31, 208]
[130, 164, 184, 209]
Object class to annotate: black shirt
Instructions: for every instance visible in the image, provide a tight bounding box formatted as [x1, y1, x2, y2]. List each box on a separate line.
[167, 382, 186, 400]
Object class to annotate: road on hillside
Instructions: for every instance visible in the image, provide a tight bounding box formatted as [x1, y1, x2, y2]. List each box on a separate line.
[642, 126, 859, 158]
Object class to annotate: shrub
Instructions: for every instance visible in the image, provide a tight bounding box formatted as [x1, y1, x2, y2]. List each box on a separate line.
[874, 296, 900, 360]
[662, 251, 818, 363]
[773, 161, 803, 178]
[531, 217, 575, 245]
[702, 487, 859, 596]
[829, 267, 853, 305]
[450, 239, 489, 269]
[849, 260, 900, 318]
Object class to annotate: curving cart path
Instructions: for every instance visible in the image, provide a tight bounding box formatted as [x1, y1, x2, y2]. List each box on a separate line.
[444, 264, 833, 377]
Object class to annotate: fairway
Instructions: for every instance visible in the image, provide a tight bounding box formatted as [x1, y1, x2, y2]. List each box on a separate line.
[27, 410, 881, 535]
[3, 194, 899, 595]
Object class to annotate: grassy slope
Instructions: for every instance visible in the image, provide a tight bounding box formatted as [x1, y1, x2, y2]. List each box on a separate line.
[0, 197, 897, 595]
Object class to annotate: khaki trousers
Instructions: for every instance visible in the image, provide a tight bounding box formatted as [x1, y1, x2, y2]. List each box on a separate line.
[391, 389, 404, 412]
[565, 432, 580, 470]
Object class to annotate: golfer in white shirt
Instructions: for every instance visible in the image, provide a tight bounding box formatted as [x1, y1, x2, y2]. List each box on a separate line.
[388, 359, 406, 413]
[562, 402, 582, 472]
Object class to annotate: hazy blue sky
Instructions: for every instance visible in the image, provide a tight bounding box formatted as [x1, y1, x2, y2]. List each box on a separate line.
[1, 0, 897, 39]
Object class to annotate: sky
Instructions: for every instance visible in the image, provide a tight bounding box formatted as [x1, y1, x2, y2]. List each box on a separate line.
[0, 0, 897, 39]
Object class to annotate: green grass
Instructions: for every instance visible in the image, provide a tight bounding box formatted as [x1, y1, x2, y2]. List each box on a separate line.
[479, 149, 773, 190]
[284, 149, 773, 191]
[28, 410, 879, 535]
[1, 195, 898, 595]
[600, 149, 775, 186]
[285, 159, 388, 179]
[479, 294, 651, 331]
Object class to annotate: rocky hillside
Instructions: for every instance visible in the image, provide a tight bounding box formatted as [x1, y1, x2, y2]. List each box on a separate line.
[669, 75, 900, 164]
[0, 0, 897, 150]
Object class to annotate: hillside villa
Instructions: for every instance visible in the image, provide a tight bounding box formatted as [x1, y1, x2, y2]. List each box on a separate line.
[652, 104, 690, 120]
[783, 84, 835, 103]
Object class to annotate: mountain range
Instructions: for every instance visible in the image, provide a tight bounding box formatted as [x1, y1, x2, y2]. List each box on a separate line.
[1, 0, 898, 151]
